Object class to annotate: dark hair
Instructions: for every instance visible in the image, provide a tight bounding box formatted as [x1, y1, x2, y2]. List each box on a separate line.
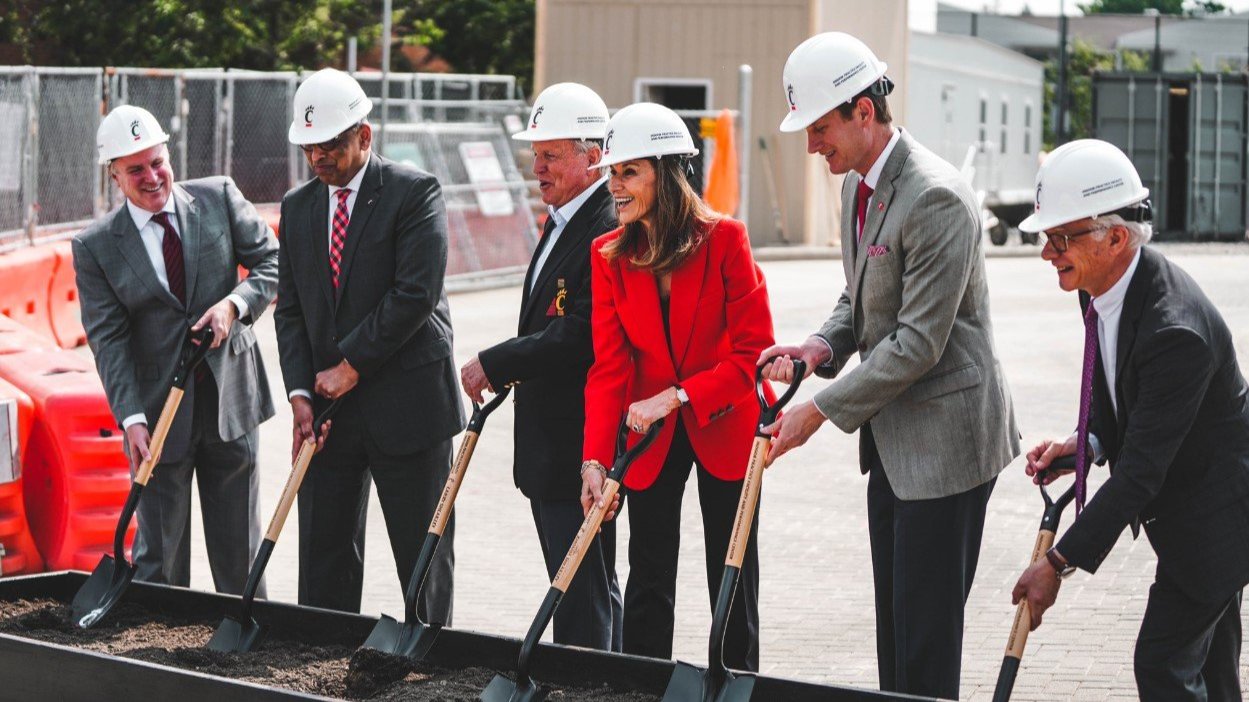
[834, 89, 892, 125]
[601, 156, 717, 275]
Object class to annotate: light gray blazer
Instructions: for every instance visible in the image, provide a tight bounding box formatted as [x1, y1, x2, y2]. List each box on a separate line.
[74, 177, 278, 461]
[813, 130, 1020, 500]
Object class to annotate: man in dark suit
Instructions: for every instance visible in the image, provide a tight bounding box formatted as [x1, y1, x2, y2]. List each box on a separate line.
[761, 33, 1019, 698]
[460, 83, 621, 650]
[1014, 139, 1249, 701]
[276, 69, 465, 616]
[75, 104, 278, 594]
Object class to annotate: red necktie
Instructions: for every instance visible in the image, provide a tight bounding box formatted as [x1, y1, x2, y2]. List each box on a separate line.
[330, 189, 351, 289]
[856, 180, 874, 241]
[151, 212, 186, 305]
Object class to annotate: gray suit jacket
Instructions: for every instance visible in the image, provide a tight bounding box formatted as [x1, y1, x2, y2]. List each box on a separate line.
[813, 130, 1019, 500]
[74, 177, 278, 460]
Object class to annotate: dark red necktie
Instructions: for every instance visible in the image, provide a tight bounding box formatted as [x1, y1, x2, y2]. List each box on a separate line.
[151, 212, 186, 305]
[1073, 302, 1099, 514]
[856, 180, 874, 241]
[330, 188, 351, 289]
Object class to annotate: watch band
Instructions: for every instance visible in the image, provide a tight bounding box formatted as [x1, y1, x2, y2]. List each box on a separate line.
[1045, 547, 1076, 579]
[675, 386, 689, 404]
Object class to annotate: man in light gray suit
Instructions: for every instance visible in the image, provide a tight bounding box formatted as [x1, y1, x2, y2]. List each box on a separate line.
[760, 33, 1020, 699]
[74, 105, 278, 594]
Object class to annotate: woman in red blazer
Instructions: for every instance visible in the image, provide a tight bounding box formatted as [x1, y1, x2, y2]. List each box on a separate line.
[580, 103, 775, 670]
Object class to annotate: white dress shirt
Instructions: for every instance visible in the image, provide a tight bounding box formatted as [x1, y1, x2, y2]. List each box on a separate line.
[121, 196, 247, 429]
[531, 176, 607, 292]
[1091, 247, 1142, 417]
[290, 153, 372, 402]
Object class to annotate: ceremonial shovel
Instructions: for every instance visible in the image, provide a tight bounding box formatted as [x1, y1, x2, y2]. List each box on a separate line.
[481, 416, 664, 702]
[661, 359, 805, 702]
[992, 454, 1077, 702]
[206, 398, 342, 652]
[71, 328, 214, 629]
[362, 387, 511, 659]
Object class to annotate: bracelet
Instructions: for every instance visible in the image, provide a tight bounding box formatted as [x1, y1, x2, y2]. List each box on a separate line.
[580, 460, 607, 478]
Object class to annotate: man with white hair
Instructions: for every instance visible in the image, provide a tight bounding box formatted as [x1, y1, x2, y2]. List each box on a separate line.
[1014, 139, 1249, 701]
[75, 104, 278, 594]
[460, 83, 621, 650]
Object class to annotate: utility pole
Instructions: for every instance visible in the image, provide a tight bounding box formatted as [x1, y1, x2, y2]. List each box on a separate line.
[379, 0, 392, 153]
[1057, 10, 1069, 144]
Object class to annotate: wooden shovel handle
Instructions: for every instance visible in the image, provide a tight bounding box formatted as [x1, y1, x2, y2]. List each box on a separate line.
[1004, 528, 1057, 659]
[428, 430, 479, 536]
[134, 388, 185, 486]
[264, 437, 318, 541]
[553, 478, 619, 592]
[726, 436, 770, 568]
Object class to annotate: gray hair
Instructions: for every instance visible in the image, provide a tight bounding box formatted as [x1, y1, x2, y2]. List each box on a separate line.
[573, 139, 602, 154]
[1093, 213, 1153, 248]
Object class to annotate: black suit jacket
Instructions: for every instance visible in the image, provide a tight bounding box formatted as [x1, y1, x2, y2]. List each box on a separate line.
[478, 182, 617, 500]
[275, 154, 466, 454]
[1057, 246, 1249, 603]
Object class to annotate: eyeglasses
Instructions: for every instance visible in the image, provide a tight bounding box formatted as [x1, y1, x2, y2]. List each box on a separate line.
[299, 124, 361, 155]
[1040, 225, 1102, 253]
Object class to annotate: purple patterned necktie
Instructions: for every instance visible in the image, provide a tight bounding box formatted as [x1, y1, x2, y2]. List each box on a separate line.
[1073, 301, 1099, 515]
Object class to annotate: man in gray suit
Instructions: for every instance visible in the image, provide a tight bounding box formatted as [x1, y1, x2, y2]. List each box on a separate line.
[74, 104, 278, 594]
[760, 33, 1020, 699]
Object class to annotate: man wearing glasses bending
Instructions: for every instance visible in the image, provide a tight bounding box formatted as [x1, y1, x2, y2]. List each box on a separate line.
[275, 68, 464, 616]
[1013, 139, 1249, 700]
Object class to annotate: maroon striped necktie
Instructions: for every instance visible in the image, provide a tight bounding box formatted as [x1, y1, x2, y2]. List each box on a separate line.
[151, 212, 186, 305]
[330, 188, 351, 289]
[856, 180, 874, 241]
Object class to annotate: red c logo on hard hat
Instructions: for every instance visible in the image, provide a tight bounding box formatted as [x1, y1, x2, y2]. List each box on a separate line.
[787, 85, 797, 111]
[304, 106, 315, 127]
[531, 106, 544, 129]
[604, 129, 613, 155]
[129, 120, 142, 141]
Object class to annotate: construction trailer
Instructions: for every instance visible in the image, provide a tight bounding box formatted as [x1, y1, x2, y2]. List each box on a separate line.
[1093, 72, 1248, 241]
[534, 0, 909, 247]
[907, 31, 1044, 244]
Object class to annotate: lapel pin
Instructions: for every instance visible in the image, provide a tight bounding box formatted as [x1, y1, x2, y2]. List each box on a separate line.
[877, 202, 885, 211]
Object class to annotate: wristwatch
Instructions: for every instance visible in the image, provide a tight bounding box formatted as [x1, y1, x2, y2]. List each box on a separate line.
[1045, 547, 1077, 579]
[675, 385, 689, 404]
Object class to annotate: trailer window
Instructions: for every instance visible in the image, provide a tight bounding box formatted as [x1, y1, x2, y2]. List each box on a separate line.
[1000, 100, 1008, 154]
[979, 98, 987, 151]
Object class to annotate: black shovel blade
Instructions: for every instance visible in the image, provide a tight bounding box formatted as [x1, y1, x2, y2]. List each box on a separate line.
[662, 660, 756, 702]
[206, 614, 265, 653]
[362, 613, 442, 660]
[480, 673, 546, 702]
[70, 554, 136, 629]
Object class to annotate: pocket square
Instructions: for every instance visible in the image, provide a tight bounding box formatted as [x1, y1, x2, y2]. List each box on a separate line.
[867, 245, 891, 257]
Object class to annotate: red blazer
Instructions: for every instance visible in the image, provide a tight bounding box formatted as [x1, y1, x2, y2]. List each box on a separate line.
[584, 218, 776, 491]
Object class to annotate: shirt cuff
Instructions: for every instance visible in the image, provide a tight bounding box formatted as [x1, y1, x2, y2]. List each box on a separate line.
[1088, 432, 1106, 464]
[226, 294, 249, 320]
[121, 413, 147, 430]
[808, 335, 836, 368]
[289, 389, 312, 401]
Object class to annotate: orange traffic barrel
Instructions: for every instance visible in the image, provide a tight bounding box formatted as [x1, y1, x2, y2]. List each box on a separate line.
[0, 376, 41, 575]
[0, 246, 57, 344]
[0, 349, 131, 571]
[48, 242, 87, 350]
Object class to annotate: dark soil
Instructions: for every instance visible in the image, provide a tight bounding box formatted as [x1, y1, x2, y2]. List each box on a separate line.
[0, 599, 658, 701]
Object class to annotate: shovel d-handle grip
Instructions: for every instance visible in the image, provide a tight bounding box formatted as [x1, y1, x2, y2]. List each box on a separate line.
[134, 387, 185, 486]
[755, 357, 807, 436]
[171, 328, 215, 389]
[607, 417, 664, 483]
[265, 399, 341, 542]
[465, 385, 510, 433]
[725, 436, 769, 568]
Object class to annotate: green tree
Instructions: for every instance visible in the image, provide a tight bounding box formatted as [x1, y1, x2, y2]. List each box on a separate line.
[1078, 0, 1184, 12]
[395, 0, 535, 94]
[1044, 39, 1150, 149]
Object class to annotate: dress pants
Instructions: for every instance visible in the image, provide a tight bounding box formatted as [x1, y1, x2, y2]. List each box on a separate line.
[132, 373, 263, 596]
[864, 424, 994, 699]
[1134, 574, 1243, 701]
[530, 497, 623, 650]
[296, 394, 454, 620]
[623, 419, 760, 671]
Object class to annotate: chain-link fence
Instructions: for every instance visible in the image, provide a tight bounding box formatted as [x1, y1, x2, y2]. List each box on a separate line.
[0, 66, 541, 274]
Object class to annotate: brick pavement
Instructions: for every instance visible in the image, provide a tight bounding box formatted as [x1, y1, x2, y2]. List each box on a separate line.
[173, 246, 1248, 700]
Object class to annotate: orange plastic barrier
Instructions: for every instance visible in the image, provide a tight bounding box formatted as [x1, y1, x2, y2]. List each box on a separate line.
[48, 242, 87, 349]
[0, 246, 57, 344]
[0, 313, 54, 356]
[0, 349, 131, 571]
[0, 376, 41, 575]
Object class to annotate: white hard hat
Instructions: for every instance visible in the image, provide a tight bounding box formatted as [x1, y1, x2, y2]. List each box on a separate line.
[97, 105, 170, 164]
[588, 102, 699, 170]
[289, 68, 374, 145]
[1018, 139, 1151, 233]
[513, 83, 609, 142]
[779, 32, 891, 133]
